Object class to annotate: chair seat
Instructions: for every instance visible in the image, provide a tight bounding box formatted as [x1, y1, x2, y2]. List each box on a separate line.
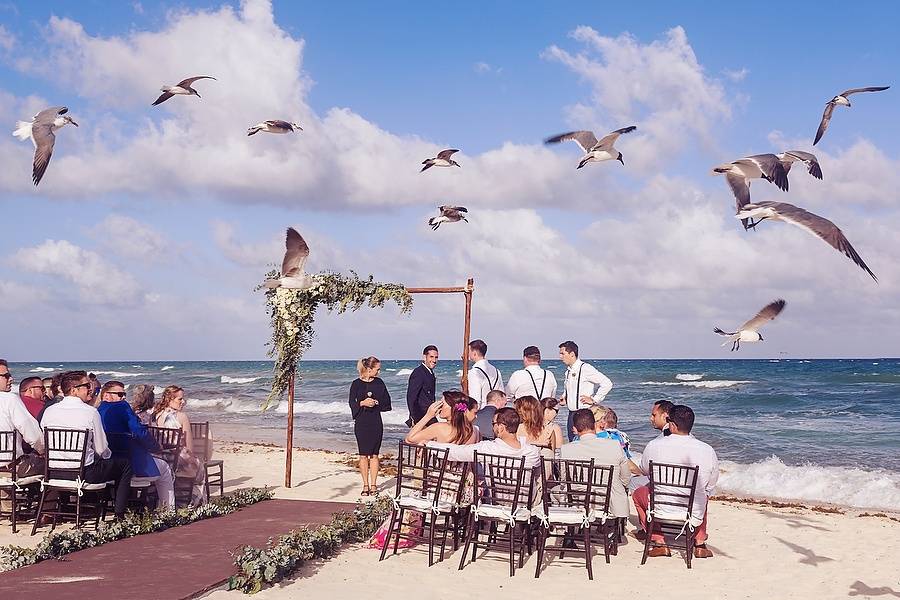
[649, 508, 703, 528]
[396, 494, 454, 514]
[205, 459, 223, 467]
[0, 474, 43, 487]
[473, 503, 531, 522]
[131, 476, 159, 488]
[534, 506, 588, 525]
[44, 479, 110, 491]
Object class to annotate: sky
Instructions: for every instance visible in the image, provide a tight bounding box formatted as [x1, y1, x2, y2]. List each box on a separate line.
[1, 0, 898, 361]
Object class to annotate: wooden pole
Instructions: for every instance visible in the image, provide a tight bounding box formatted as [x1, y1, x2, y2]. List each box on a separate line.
[284, 371, 295, 488]
[461, 278, 474, 395]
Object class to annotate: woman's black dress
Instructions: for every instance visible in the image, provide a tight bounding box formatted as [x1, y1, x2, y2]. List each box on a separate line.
[349, 377, 392, 455]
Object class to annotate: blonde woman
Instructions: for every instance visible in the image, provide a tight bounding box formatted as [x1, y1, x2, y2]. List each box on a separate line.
[349, 357, 392, 496]
[152, 385, 207, 506]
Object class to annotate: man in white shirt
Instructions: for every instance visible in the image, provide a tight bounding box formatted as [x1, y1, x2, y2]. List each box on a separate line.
[506, 346, 557, 400]
[427, 407, 541, 469]
[0, 359, 45, 491]
[41, 371, 134, 519]
[633, 404, 718, 559]
[558, 341, 613, 441]
[467, 339, 504, 408]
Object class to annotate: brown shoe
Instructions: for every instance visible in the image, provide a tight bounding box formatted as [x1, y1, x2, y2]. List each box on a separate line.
[693, 544, 714, 559]
[647, 546, 671, 558]
[634, 529, 647, 542]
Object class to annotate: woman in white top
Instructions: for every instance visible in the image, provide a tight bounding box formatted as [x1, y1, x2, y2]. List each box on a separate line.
[151, 385, 207, 506]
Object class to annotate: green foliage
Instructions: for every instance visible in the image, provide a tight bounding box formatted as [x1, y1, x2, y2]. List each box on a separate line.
[229, 496, 391, 594]
[262, 270, 413, 409]
[0, 487, 273, 572]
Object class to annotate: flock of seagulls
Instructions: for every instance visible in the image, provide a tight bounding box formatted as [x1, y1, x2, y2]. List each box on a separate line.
[9, 71, 891, 352]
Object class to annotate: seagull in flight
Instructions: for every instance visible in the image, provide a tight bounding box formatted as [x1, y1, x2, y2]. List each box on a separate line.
[813, 86, 890, 145]
[421, 149, 461, 172]
[428, 206, 468, 230]
[247, 120, 303, 136]
[152, 76, 217, 106]
[715, 299, 786, 352]
[777, 150, 823, 181]
[712, 154, 790, 229]
[736, 201, 877, 281]
[12, 106, 78, 186]
[544, 126, 636, 168]
[263, 228, 316, 290]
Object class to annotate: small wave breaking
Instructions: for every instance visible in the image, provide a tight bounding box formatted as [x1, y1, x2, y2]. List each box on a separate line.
[161, 365, 175, 371]
[640, 380, 752, 389]
[675, 373, 703, 381]
[29, 367, 55, 373]
[92, 371, 141, 378]
[220, 376, 261, 384]
[395, 369, 413, 376]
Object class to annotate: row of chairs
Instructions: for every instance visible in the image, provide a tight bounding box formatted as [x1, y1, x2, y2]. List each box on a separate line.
[378, 442, 702, 576]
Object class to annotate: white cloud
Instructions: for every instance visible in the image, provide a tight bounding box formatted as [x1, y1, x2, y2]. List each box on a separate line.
[722, 67, 749, 82]
[473, 61, 501, 75]
[0, 280, 45, 311]
[91, 214, 178, 263]
[0, 24, 14, 51]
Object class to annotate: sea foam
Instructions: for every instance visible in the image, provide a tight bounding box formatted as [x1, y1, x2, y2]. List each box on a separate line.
[29, 367, 55, 372]
[275, 400, 410, 425]
[92, 370, 141, 378]
[220, 376, 260, 384]
[640, 380, 752, 389]
[675, 373, 703, 381]
[161, 365, 175, 371]
[395, 369, 413, 376]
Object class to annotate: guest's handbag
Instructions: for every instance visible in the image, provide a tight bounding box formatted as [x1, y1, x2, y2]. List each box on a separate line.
[367, 511, 423, 550]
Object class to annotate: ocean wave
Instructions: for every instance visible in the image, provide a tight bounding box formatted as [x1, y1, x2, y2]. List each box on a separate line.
[395, 369, 413, 376]
[675, 373, 703, 381]
[640, 380, 753, 389]
[29, 367, 55, 372]
[718, 456, 900, 511]
[220, 376, 260, 384]
[274, 400, 410, 425]
[92, 370, 141, 378]
[154, 386, 165, 395]
[161, 365, 175, 371]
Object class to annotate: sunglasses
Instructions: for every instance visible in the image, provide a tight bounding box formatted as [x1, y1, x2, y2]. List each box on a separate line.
[107, 391, 127, 398]
[73, 382, 92, 390]
[25, 386, 45, 392]
[0, 373, 11, 380]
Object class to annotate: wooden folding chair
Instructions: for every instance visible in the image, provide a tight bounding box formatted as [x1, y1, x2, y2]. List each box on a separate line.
[641, 461, 701, 569]
[0, 431, 44, 533]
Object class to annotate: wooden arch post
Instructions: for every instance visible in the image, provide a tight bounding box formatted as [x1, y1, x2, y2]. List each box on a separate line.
[284, 277, 475, 488]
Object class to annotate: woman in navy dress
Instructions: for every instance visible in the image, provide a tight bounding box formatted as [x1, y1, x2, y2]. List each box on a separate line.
[349, 356, 391, 495]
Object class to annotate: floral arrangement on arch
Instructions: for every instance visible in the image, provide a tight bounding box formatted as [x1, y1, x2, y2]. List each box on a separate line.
[261, 270, 413, 409]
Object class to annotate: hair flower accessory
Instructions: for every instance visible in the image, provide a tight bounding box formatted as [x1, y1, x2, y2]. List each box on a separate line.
[454, 402, 468, 412]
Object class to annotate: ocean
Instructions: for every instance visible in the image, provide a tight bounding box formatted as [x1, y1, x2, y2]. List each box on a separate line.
[12, 358, 900, 511]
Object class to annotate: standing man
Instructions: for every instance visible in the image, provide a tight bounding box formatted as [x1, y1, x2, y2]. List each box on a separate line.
[558, 340, 613, 441]
[41, 371, 134, 520]
[506, 346, 557, 400]
[406, 345, 438, 426]
[467, 339, 503, 408]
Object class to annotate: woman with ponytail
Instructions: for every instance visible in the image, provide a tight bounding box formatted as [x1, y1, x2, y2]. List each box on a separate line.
[405, 390, 480, 446]
[349, 356, 391, 496]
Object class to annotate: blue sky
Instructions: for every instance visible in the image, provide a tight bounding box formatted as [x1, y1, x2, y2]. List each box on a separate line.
[1, 1, 898, 361]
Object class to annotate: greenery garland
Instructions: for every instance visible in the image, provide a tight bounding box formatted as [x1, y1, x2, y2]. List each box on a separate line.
[0, 487, 273, 572]
[261, 270, 413, 409]
[229, 496, 391, 594]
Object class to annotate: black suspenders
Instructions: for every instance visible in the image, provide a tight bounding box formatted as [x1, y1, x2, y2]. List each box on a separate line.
[474, 366, 499, 392]
[569, 363, 584, 409]
[526, 368, 547, 398]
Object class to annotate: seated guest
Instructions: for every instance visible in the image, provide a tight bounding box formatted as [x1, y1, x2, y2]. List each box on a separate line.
[473, 390, 506, 441]
[18, 377, 47, 421]
[540, 398, 564, 451]
[151, 385, 207, 506]
[98, 380, 175, 509]
[427, 407, 541, 469]
[559, 408, 631, 519]
[650, 400, 674, 437]
[0, 359, 44, 477]
[596, 407, 632, 458]
[42, 378, 54, 402]
[40, 371, 134, 520]
[129, 384, 156, 426]
[406, 391, 480, 445]
[633, 404, 718, 559]
[88, 373, 101, 407]
[515, 395, 562, 452]
[37, 374, 64, 423]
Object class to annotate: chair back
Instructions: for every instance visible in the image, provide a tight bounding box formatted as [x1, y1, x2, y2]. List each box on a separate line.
[441, 459, 472, 507]
[0, 430, 19, 476]
[648, 461, 700, 521]
[392, 441, 450, 503]
[190, 421, 213, 461]
[148, 426, 183, 472]
[43, 428, 90, 476]
[472, 451, 530, 512]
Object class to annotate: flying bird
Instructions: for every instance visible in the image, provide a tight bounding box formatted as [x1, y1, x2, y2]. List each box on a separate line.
[152, 76, 217, 106]
[736, 201, 877, 281]
[421, 149, 460, 172]
[777, 150, 823, 181]
[428, 206, 468, 230]
[12, 106, 78, 186]
[813, 86, 890, 145]
[247, 120, 303, 136]
[262, 228, 316, 290]
[712, 154, 790, 229]
[714, 299, 786, 352]
[544, 126, 636, 168]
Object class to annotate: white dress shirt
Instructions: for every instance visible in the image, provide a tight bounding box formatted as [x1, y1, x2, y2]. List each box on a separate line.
[40, 396, 111, 468]
[561, 359, 613, 411]
[506, 364, 558, 400]
[428, 436, 541, 469]
[0, 391, 44, 465]
[468, 359, 504, 407]
[640, 433, 719, 522]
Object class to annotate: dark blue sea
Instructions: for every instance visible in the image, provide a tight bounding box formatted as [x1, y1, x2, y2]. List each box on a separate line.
[12, 358, 900, 510]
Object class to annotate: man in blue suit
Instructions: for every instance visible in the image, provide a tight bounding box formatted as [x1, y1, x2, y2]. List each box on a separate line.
[406, 345, 438, 426]
[98, 380, 175, 509]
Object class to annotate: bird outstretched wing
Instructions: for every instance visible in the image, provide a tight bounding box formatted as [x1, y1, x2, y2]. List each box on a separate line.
[740, 299, 786, 332]
[282, 227, 310, 277]
[544, 131, 599, 153]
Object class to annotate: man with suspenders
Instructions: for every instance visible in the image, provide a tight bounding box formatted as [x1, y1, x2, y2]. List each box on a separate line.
[506, 345, 558, 400]
[558, 340, 613, 441]
[466, 339, 503, 408]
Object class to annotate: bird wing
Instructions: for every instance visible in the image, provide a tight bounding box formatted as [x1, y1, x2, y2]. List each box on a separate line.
[436, 149, 459, 160]
[740, 299, 786, 332]
[281, 227, 310, 277]
[34, 107, 67, 124]
[595, 125, 637, 149]
[31, 124, 56, 186]
[759, 201, 878, 281]
[783, 150, 823, 180]
[840, 86, 890, 97]
[177, 76, 217, 87]
[813, 103, 835, 146]
[266, 120, 293, 129]
[746, 154, 789, 191]
[152, 91, 174, 106]
[544, 131, 598, 153]
[724, 172, 751, 212]
[439, 205, 467, 215]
